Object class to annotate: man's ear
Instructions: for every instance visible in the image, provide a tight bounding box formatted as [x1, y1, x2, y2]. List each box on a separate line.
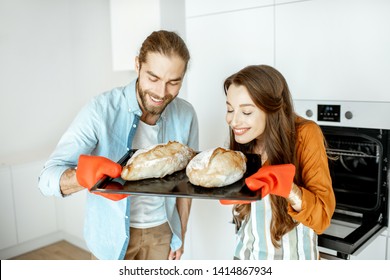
[135, 56, 140, 74]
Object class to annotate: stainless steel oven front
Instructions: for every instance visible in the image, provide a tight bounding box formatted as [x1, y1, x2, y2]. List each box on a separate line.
[294, 100, 389, 259]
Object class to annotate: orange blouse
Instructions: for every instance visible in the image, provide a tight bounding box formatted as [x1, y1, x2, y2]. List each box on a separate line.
[287, 118, 336, 234]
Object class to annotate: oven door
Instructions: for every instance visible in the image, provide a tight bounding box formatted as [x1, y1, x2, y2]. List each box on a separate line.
[318, 216, 386, 259]
[317, 126, 389, 259]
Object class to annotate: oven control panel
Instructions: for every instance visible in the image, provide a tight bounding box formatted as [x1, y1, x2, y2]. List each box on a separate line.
[317, 104, 341, 122]
[293, 100, 390, 129]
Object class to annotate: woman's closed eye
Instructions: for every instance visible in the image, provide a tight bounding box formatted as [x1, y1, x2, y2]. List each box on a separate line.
[226, 108, 252, 115]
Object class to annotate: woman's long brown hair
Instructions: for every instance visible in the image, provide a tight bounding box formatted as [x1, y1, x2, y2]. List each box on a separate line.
[224, 65, 305, 247]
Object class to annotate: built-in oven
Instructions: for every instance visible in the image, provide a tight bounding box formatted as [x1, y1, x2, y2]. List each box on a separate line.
[293, 100, 389, 259]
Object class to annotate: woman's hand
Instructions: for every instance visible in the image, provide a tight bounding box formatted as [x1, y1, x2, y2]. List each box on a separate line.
[245, 164, 296, 198]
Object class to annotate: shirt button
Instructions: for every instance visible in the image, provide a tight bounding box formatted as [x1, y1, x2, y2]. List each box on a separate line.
[133, 124, 137, 128]
[125, 215, 129, 219]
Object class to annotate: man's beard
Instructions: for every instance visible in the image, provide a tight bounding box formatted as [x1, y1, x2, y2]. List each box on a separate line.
[137, 83, 174, 115]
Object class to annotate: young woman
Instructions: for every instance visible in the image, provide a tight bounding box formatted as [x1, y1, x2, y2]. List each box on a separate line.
[222, 65, 335, 260]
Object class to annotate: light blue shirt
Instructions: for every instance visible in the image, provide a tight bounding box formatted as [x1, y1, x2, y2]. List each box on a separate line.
[38, 79, 199, 259]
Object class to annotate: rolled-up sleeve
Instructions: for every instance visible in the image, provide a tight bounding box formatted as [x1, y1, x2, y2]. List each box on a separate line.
[38, 99, 100, 198]
[288, 122, 336, 234]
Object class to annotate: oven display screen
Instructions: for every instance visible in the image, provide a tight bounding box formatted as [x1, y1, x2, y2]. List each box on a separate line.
[318, 104, 341, 122]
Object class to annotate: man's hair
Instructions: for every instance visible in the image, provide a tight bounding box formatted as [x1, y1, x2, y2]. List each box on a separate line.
[138, 30, 190, 72]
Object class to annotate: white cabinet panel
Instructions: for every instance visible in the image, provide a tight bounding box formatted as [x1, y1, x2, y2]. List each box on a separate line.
[186, 0, 273, 17]
[184, 200, 236, 260]
[0, 166, 18, 250]
[11, 160, 57, 243]
[55, 190, 86, 241]
[275, 0, 311, 4]
[186, 7, 274, 150]
[350, 234, 387, 260]
[275, 0, 390, 102]
[387, 235, 390, 260]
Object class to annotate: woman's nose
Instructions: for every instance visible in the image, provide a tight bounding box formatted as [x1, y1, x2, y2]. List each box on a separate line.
[227, 112, 240, 127]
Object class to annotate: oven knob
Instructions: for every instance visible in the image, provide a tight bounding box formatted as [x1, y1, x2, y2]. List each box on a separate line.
[305, 109, 313, 118]
[345, 111, 353, 120]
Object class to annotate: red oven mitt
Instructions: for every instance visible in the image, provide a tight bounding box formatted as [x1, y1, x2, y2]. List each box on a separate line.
[76, 155, 129, 201]
[219, 164, 295, 204]
[245, 164, 296, 198]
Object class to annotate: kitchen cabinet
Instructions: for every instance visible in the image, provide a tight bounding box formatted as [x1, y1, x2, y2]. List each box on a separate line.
[0, 160, 60, 259]
[0, 166, 18, 251]
[186, 6, 274, 151]
[11, 160, 57, 244]
[0, 158, 88, 259]
[350, 232, 388, 260]
[55, 190, 86, 249]
[387, 231, 390, 260]
[275, 0, 390, 102]
[186, 0, 273, 17]
[275, 0, 309, 4]
[183, 200, 236, 260]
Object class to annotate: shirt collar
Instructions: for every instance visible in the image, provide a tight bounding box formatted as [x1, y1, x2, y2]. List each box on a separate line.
[124, 79, 142, 117]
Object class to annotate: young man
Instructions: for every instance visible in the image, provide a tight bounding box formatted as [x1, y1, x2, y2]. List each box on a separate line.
[38, 30, 199, 260]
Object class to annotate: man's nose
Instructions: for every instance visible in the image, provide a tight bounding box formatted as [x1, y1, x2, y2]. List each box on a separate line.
[155, 81, 167, 97]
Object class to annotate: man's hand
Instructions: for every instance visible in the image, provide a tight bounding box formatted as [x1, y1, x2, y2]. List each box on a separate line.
[76, 154, 128, 201]
[168, 247, 184, 260]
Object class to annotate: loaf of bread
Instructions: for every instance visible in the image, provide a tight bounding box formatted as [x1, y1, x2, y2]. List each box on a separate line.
[186, 147, 247, 188]
[121, 141, 196, 181]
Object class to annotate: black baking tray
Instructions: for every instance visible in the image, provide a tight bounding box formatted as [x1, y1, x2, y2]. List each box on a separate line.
[90, 149, 262, 201]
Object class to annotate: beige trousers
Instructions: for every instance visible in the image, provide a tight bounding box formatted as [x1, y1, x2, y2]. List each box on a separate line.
[91, 222, 172, 260]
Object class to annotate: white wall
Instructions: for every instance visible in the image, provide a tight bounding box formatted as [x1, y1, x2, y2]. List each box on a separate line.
[0, 0, 190, 259]
[0, 0, 133, 166]
[0, 0, 133, 258]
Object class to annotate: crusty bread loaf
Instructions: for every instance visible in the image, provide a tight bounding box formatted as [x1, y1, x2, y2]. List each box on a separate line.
[186, 147, 247, 188]
[121, 141, 196, 181]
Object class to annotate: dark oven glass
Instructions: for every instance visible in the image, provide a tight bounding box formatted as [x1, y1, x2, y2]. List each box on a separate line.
[325, 128, 383, 212]
[318, 126, 389, 258]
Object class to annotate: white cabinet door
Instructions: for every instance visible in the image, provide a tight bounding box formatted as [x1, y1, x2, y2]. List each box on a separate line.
[186, 7, 274, 151]
[184, 200, 236, 260]
[55, 190, 86, 245]
[0, 166, 18, 250]
[11, 160, 57, 243]
[350, 233, 387, 260]
[275, 0, 307, 4]
[186, 0, 273, 17]
[275, 0, 390, 102]
[387, 233, 390, 260]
